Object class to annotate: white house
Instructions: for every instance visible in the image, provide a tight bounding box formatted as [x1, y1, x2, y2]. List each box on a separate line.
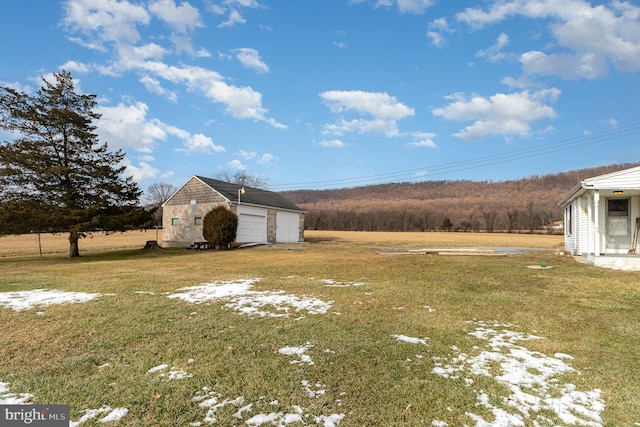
[558, 165, 640, 270]
[162, 176, 305, 247]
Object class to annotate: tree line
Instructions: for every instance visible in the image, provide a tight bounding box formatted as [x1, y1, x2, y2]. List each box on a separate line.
[282, 164, 638, 233]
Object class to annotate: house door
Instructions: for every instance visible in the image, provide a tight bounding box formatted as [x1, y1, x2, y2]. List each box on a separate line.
[606, 198, 630, 252]
[276, 212, 300, 243]
[237, 206, 267, 243]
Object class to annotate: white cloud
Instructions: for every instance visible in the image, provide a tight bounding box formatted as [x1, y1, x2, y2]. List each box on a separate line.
[520, 50, 609, 79]
[233, 48, 269, 73]
[125, 161, 161, 182]
[218, 9, 246, 27]
[59, 60, 90, 74]
[456, 0, 640, 78]
[372, 0, 435, 14]
[257, 153, 275, 164]
[320, 90, 414, 137]
[321, 90, 414, 120]
[238, 150, 257, 159]
[139, 61, 285, 127]
[97, 101, 221, 157]
[96, 102, 168, 152]
[319, 139, 346, 148]
[432, 89, 560, 141]
[115, 43, 167, 70]
[396, 0, 435, 14]
[476, 33, 510, 62]
[407, 132, 437, 148]
[149, 0, 202, 33]
[236, 150, 274, 164]
[181, 133, 225, 154]
[139, 75, 178, 102]
[63, 0, 150, 46]
[62, 1, 284, 129]
[229, 159, 246, 170]
[426, 31, 446, 48]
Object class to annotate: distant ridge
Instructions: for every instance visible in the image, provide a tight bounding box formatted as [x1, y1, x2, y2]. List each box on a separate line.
[280, 163, 639, 232]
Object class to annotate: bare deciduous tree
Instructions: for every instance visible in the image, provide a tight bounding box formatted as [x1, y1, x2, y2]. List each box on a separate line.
[143, 183, 178, 227]
[143, 183, 178, 208]
[217, 171, 267, 188]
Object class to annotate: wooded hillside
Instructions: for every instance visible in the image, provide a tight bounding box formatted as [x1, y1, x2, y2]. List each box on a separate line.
[280, 163, 639, 233]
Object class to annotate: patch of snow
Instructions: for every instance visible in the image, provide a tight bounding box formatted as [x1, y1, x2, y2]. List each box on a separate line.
[301, 380, 326, 398]
[392, 334, 428, 345]
[168, 279, 333, 318]
[432, 421, 448, 427]
[245, 412, 284, 425]
[279, 342, 314, 365]
[321, 279, 365, 287]
[70, 405, 128, 426]
[167, 368, 193, 380]
[432, 321, 605, 426]
[0, 289, 103, 311]
[554, 352, 574, 360]
[0, 382, 32, 404]
[315, 413, 345, 426]
[147, 363, 169, 373]
[147, 363, 192, 380]
[192, 388, 342, 426]
[98, 407, 128, 423]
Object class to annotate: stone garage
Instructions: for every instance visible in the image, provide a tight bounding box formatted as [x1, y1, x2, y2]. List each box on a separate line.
[162, 176, 305, 247]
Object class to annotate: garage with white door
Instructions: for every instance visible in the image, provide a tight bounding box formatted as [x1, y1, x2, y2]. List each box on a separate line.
[162, 176, 304, 247]
[237, 206, 267, 243]
[276, 211, 301, 243]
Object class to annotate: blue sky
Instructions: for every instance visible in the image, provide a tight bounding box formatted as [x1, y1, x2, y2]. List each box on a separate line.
[2, 0, 640, 192]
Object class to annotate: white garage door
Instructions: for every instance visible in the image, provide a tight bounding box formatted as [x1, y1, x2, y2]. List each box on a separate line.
[237, 207, 267, 243]
[276, 211, 300, 243]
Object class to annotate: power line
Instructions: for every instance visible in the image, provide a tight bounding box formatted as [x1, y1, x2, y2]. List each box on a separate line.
[267, 122, 640, 191]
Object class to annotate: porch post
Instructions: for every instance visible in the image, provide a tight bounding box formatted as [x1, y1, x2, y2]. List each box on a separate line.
[587, 194, 592, 253]
[594, 190, 600, 257]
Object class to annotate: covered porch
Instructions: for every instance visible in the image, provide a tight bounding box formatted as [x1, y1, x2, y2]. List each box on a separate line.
[558, 165, 640, 271]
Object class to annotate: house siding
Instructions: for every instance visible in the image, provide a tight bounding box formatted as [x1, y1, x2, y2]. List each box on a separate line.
[161, 176, 305, 247]
[162, 178, 228, 247]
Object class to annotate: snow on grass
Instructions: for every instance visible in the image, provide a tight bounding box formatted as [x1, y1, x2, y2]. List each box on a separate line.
[0, 289, 103, 311]
[2, 381, 128, 425]
[167, 279, 333, 318]
[391, 334, 429, 345]
[321, 279, 365, 287]
[147, 363, 192, 380]
[191, 387, 343, 426]
[69, 405, 128, 426]
[0, 382, 32, 404]
[279, 342, 315, 365]
[431, 320, 605, 426]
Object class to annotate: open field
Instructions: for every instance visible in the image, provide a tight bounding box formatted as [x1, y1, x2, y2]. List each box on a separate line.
[0, 230, 562, 258]
[0, 231, 638, 426]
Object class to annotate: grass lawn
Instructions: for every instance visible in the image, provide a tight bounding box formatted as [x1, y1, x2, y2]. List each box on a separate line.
[0, 230, 638, 426]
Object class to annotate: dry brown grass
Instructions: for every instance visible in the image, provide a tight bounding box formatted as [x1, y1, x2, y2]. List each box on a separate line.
[0, 230, 563, 258]
[0, 230, 163, 258]
[305, 230, 563, 249]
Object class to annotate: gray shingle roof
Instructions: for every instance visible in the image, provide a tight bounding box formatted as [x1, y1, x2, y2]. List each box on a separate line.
[195, 176, 304, 212]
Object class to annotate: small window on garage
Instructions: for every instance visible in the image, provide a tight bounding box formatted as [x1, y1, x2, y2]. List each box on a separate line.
[171, 218, 179, 225]
[194, 217, 203, 225]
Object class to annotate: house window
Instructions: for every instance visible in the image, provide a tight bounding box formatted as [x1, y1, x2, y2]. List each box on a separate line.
[608, 198, 628, 217]
[171, 218, 179, 225]
[194, 217, 203, 225]
[565, 205, 572, 236]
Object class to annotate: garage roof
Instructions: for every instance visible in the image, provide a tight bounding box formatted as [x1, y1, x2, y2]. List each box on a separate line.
[195, 176, 304, 212]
